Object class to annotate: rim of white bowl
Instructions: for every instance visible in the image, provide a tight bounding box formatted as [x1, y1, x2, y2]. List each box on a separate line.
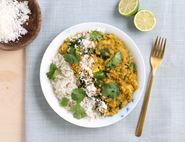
[40, 22, 146, 128]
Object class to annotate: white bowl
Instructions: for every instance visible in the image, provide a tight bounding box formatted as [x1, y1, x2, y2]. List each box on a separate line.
[40, 22, 146, 128]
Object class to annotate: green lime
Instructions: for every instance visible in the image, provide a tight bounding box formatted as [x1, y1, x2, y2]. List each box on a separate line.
[118, 0, 139, 16]
[134, 10, 156, 32]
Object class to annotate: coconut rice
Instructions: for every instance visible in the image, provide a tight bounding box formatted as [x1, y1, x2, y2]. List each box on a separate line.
[51, 53, 103, 119]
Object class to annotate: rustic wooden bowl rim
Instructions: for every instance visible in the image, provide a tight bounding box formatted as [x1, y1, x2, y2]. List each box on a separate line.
[0, 0, 42, 51]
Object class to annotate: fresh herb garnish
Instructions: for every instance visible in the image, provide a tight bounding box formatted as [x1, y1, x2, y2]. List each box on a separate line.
[99, 48, 110, 60]
[46, 63, 59, 80]
[79, 79, 86, 88]
[60, 97, 69, 107]
[70, 104, 86, 119]
[63, 54, 78, 64]
[102, 82, 120, 99]
[90, 31, 103, 41]
[106, 51, 122, 68]
[94, 80, 104, 88]
[64, 37, 84, 64]
[71, 88, 86, 103]
[69, 37, 84, 48]
[129, 63, 137, 73]
[64, 48, 80, 64]
[93, 71, 107, 80]
[71, 88, 87, 119]
[88, 48, 95, 54]
[68, 47, 76, 54]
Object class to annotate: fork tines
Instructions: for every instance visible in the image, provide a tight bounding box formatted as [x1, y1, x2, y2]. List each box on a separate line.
[152, 36, 167, 58]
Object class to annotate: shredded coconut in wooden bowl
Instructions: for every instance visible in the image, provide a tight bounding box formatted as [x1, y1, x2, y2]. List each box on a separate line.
[0, 0, 31, 43]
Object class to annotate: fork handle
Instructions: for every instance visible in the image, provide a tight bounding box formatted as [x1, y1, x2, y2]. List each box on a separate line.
[135, 72, 154, 137]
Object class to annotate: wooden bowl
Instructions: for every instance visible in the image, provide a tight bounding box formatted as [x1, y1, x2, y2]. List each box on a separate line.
[0, 0, 42, 51]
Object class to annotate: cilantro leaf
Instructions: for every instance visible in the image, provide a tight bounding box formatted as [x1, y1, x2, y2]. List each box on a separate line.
[64, 48, 80, 64]
[106, 51, 122, 68]
[69, 37, 84, 48]
[70, 104, 86, 119]
[71, 88, 86, 103]
[60, 97, 69, 107]
[88, 48, 95, 55]
[93, 71, 107, 80]
[94, 80, 104, 88]
[129, 63, 137, 73]
[68, 47, 76, 54]
[102, 82, 120, 99]
[90, 31, 103, 41]
[99, 48, 110, 60]
[64, 53, 79, 64]
[79, 79, 86, 88]
[46, 63, 59, 80]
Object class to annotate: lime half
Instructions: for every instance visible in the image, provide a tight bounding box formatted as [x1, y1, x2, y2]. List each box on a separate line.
[118, 0, 139, 16]
[134, 10, 156, 32]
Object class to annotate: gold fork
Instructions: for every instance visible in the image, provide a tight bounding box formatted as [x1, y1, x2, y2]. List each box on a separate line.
[135, 37, 167, 137]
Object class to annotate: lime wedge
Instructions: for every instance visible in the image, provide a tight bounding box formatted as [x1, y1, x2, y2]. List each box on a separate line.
[118, 0, 139, 16]
[134, 10, 156, 32]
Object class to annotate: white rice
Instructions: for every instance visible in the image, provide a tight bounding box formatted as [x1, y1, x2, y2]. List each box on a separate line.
[51, 53, 77, 101]
[50, 53, 103, 119]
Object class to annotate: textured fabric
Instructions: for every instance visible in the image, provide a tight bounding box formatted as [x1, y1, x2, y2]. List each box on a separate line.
[26, 0, 185, 141]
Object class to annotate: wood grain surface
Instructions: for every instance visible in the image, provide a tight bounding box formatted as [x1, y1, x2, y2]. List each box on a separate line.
[0, 49, 25, 142]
